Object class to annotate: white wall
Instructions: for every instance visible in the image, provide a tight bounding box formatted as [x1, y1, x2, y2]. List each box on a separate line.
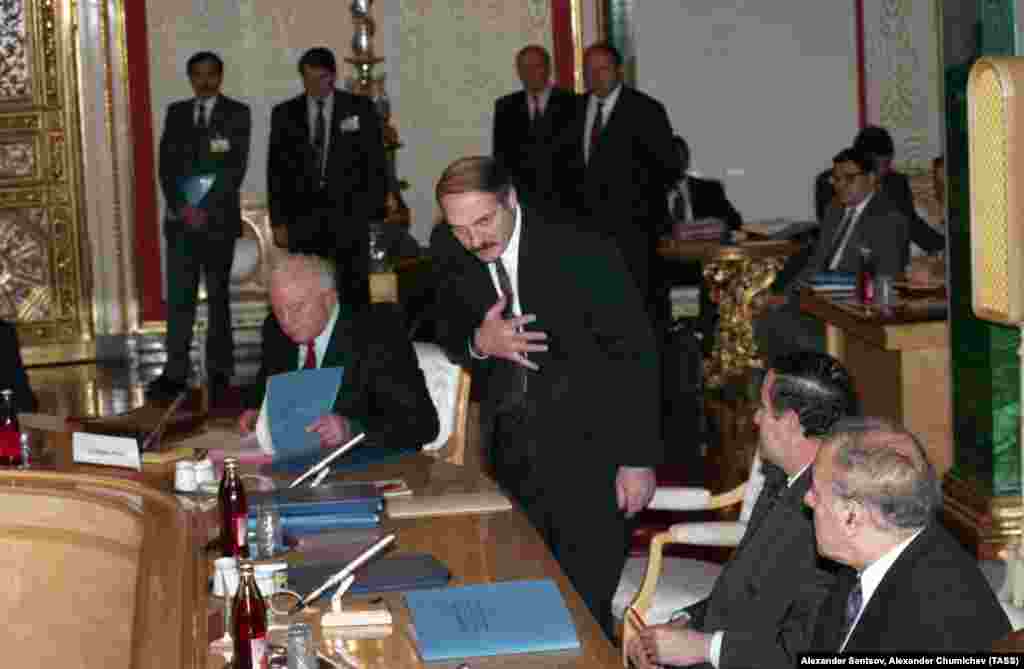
[634, 2, 859, 221]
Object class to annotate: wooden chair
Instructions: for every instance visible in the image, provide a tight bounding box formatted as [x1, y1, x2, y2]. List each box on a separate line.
[616, 452, 765, 666]
[0, 468, 202, 667]
[413, 341, 471, 465]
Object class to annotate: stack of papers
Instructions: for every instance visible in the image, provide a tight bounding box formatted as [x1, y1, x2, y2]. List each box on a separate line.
[744, 218, 818, 239]
[247, 481, 383, 534]
[802, 272, 856, 298]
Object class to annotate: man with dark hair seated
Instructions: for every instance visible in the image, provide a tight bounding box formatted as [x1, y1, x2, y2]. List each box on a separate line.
[0, 320, 37, 413]
[806, 417, 1010, 653]
[629, 351, 856, 669]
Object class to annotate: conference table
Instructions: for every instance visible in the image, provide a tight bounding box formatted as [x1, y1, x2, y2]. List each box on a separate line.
[7, 426, 620, 669]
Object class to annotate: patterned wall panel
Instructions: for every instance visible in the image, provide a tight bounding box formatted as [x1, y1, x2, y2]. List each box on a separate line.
[0, 0, 89, 346]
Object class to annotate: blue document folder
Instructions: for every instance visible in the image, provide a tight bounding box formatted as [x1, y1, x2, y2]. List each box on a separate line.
[247, 482, 383, 517]
[248, 512, 379, 535]
[258, 367, 344, 461]
[178, 173, 216, 208]
[289, 553, 450, 596]
[404, 579, 581, 661]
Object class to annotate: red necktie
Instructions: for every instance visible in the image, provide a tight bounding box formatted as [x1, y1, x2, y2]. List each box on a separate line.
[303, 342, 317, 370]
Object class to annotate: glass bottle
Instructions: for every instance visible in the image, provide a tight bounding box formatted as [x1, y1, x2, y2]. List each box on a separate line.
[232, 562, 269, 669]
[219, 457, 249, 558]
[0, 389, 22, 467]
[856, 247, 877, 305]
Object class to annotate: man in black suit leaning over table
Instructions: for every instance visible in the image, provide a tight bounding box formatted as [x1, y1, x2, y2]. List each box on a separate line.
[630, 351, 853, 669]
[147, 51, 251, 404]
[238, 253, 438, 453]
[267, 47, 388, 307]
[756, 147, 909, 358]
[554, 42, 681, 319]
[433, 156, 663, 640]
[492, 44, 577, 206]
[806, 417, 1010, 653]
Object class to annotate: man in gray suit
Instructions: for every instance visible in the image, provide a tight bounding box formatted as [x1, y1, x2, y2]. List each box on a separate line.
[628, 351, 855, 669]
[756, 147, 909, 357]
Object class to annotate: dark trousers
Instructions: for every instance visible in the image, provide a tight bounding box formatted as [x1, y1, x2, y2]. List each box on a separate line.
[164, 224, 236, 382]
[483, 398, 630, 642]
[287, 197, 369, 308]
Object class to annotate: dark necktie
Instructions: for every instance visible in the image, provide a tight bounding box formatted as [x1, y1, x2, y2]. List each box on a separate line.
[303, 342, 316, 370]
[827, 208, 856, 269]
[312, 98, 326, 186]
[194, 101, 209, 163]
[494, 258, 527, 394]
[589, 99, 605, 161]
[837, 576, 863, 649]
[530, 95, 539, 125]
[196, 101, 208, 130]
[673, 183, 690, 223]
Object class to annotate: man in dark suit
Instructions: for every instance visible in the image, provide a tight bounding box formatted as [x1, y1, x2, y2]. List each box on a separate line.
[433, 156, 662, 639]
[267, 47, 388, 307]
[147, 51, 251, 403]
[814, 126, 944, 261]
[492, 45, 577, 207]
[756, 147, 909, 357]
[806, 417, 1010, 653]
[239, 253, 438, 454]
[555, 43, 681, 317]
[0, 320, 37, 413]
[629, 351, 854, 669]
[665, 136, 743, 233]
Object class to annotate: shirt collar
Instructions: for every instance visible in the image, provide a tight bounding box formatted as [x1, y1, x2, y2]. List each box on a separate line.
[858, 526, 924, 610]
[848, 191, 875, 219]
[593, 83, 623, 114]
[311, 302, 341, 362]
[787, 462, 812, 488]
[526, 86, 552, 107]
[499, 202, 524, 271]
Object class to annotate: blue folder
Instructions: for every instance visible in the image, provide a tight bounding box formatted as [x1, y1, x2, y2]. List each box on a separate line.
[247, 482, 382, 517]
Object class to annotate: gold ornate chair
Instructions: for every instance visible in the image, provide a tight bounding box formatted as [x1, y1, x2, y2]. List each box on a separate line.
[616, 452, 766, 666]
[413, 342, 471, 466]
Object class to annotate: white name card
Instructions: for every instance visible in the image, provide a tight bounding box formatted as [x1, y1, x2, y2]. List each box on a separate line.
[72, 432, 141, 471]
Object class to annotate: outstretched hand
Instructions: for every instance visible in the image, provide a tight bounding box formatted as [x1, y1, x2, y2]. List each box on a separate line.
[473, 295, 548, 370]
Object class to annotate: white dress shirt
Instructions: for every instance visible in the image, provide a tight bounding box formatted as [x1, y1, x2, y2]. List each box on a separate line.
[297, 303, 340, 370]
[828, 192, 875, 270]
[527, 86, 552, 121]
[668, 177, 694, 222]
[584, 84, 623, 163]
[469, 204, 524, 360]
[194, 95, 218, 126]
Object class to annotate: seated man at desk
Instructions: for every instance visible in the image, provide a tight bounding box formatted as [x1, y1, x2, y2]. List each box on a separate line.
[757, 147, 909, 357]
[806, 417, 1010, 653]
[629, 351, 855, 669]
[239, 253, 438, 451]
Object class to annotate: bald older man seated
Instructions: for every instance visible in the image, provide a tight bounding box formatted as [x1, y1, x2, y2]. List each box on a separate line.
[806, 417, 1010, 654]
[239, 253, 438, 455]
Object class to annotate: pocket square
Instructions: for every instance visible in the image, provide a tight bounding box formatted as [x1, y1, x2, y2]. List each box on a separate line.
[340, 115, 360, 132]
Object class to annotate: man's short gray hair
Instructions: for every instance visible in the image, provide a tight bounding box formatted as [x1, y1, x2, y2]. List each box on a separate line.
[826, 416, 940, 532]
[269, 253, 336, 293]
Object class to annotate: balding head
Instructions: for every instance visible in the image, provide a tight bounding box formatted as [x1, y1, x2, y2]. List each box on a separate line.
[268, 254, 338, 344]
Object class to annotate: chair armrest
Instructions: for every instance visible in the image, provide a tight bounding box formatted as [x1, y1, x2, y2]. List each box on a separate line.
[668, 521, 747, 547]
[648, 486, 712, 511]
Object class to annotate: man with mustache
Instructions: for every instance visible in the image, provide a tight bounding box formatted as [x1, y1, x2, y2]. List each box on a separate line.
[431, 156, 663, 640]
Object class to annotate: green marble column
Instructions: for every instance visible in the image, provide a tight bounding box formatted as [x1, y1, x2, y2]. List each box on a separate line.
[948, 0, 1019, 498]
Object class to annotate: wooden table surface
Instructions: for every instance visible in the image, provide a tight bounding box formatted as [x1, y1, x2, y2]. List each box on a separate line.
[25, 428, 619, 668]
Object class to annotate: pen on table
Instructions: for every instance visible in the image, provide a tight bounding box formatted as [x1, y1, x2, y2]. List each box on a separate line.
[288, 432, 366, 489]
[288, 533, 395, 615]
[141, 389, 189, 452]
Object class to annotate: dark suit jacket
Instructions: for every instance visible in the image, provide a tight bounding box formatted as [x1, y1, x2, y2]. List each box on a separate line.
[433, 206, 663, 472]
[267, 90, 387, 235]
[553, 87, 681, 294]
[159, 95, 251, 239]
[815, 168, 943, 261]
[689, 467, 835, 669]
[493, 87, 577, 205]
[0, 320, 37, 413]
[810, 522, 1011, 654]
[243, 303, 438, 451]
[801, 192, 909, 283]
[665, 176, 743, 232]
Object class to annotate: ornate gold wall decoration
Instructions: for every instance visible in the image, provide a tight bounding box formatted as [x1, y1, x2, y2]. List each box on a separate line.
[0, 0, 89, 351]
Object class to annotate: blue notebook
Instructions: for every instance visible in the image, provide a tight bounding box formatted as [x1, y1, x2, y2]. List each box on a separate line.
[404, 579, 580, 661]
[248, 513, 379, 535]
[288, 553, 450, 596]
[247, 482, 382, 517]
[257, 367, 345, 461]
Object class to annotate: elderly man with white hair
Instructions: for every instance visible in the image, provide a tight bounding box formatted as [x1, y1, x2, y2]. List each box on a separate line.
[239, 253, 438, 455]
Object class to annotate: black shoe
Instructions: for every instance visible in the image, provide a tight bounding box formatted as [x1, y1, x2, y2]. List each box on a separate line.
[145, 374, 188, 403]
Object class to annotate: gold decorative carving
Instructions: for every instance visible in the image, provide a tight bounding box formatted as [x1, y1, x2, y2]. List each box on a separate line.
[0, 206, 52, 320]
[0, 136, 35, 178]
[0, 112, 39, 130]
[0, 0, 31, 101]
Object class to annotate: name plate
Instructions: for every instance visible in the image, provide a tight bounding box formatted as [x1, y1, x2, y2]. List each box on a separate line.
[72, 432, 141, 471]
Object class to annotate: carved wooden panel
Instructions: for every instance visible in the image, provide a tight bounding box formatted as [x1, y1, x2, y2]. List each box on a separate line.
[0, 0, 88, 346]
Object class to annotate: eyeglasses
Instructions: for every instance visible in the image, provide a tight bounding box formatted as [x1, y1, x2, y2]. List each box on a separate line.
[830, 171, 865, 184]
